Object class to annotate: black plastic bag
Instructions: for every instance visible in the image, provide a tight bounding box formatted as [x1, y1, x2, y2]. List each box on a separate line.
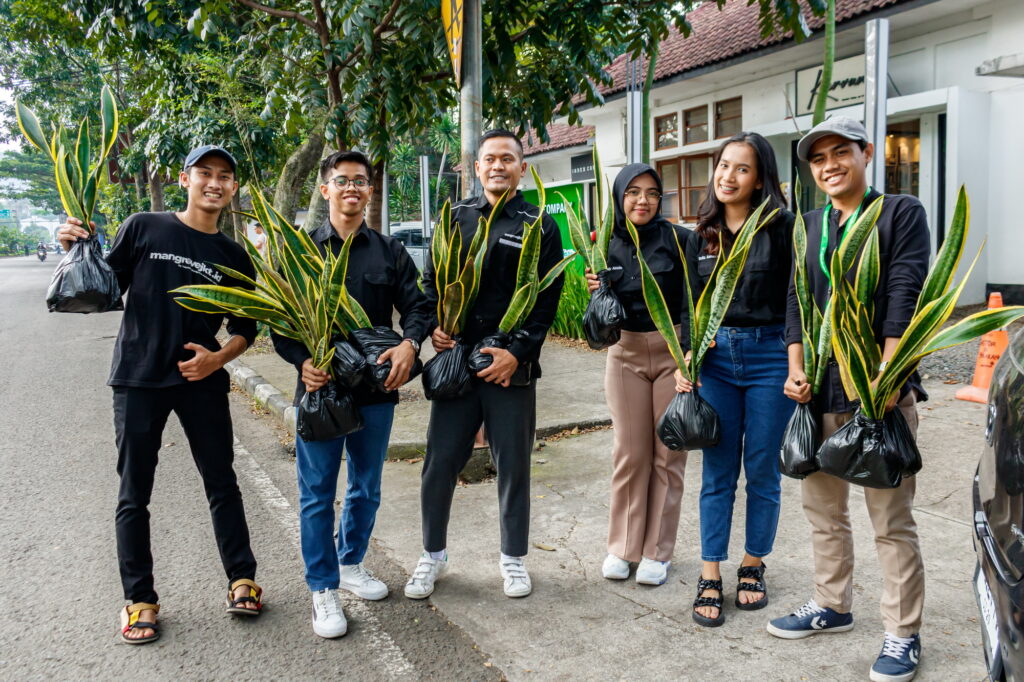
[583, 270, 625, 350]
[331, 337, 366, 389]
[816, 407, 922, 489]
[656, 388, 721, 451]
[296, 382, 365, 442]
[779, 402, 821, 479]
[422, 342, 472, 401]
[350, 326, 423, 393]
[467, 332, 511, 373]
[46, 235, 123, 313]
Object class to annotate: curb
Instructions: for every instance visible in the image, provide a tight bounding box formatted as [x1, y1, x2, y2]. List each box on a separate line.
[225, 358, 612, 461]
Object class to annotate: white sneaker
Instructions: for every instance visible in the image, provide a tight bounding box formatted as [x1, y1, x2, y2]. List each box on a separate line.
[500, 557, 532, 598]
[339, 563, 388, 601]
[602, 554, 630, 580]
[404, 553, 448, 599]
[311, 588, 347, 638]
[636, 557, 670, 586]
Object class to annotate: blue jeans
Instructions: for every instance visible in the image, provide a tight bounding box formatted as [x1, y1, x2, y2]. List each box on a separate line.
[295, 402, 395, 591]
[698, 324, 794, 562]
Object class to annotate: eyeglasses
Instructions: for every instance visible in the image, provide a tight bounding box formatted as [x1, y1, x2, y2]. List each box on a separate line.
[329, 176, 370, 189]
[624, 188, 662, 201]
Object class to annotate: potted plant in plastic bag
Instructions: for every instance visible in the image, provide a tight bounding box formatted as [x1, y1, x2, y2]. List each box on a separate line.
[17, 86, 122, 313]
[629, 200, 777, 451]
[420, 191, 508, 400]
[171, 189, 367, 441]
[466, 170, 575, 372]
[818, 187, 1024, 488]
[563, 147, 624, 350]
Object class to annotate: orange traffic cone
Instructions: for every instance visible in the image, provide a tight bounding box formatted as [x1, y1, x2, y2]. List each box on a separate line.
[956, 292, 1009, 404]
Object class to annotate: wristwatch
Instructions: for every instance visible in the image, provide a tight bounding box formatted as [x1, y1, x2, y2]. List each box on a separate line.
[404, 338, 421, 353]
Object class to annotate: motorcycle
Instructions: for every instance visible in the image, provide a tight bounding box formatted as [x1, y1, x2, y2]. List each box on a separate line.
[37, 248, 47, 262]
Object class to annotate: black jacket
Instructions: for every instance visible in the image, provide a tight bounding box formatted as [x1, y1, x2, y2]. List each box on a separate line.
[421, 191, 565, 377]
[604, 163, 688, 333]
[682, 210, 795, 333]
[272, 220, 432, 406]
[784, 188, 931, 413]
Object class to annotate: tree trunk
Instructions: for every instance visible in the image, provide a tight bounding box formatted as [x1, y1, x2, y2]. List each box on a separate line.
[304, 140, 334, 233]
[366, 159, 385, 232]
[134, 166, 147, 206]
[272, 126, 326, 225]
[149, 171, 165, 212]
[230, 193, 246, 244]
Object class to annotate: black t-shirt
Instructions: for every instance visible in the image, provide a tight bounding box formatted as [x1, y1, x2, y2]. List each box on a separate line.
[105, 212, 257, 389]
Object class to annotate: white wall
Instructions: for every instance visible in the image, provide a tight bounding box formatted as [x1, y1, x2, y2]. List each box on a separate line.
[984, 84, 1024, 290]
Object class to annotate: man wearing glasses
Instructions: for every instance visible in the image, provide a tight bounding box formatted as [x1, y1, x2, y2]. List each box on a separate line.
[272, 150, 431, 638]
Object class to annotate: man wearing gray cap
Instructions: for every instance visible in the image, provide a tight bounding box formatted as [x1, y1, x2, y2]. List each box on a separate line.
[57, 144, 264, 644]
[767, 117, 931, 682]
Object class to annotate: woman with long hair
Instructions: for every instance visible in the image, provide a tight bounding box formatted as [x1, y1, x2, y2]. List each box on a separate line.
[677, 132, 795, 627]
[585, 163, 690, 587]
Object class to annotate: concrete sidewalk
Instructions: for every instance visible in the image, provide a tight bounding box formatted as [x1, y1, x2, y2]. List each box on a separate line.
[234, 334, 611, 460]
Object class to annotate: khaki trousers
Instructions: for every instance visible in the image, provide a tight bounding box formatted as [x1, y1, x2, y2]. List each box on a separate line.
[605, 329, 687, 562]
[800, 392, 924, 636]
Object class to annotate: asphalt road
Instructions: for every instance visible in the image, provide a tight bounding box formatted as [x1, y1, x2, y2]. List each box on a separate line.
[0, 254, 499, 680]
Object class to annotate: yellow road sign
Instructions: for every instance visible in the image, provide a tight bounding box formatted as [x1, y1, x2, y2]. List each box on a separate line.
[441, 0, 463, 87]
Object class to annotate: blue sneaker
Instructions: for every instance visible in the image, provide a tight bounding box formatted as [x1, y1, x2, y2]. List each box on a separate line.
[869, 633, 921, 682]
[766, 599, 854, 639]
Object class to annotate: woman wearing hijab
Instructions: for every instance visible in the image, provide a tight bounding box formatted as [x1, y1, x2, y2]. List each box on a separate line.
[677, 132, 795, 627]
[586, 164, 689, 587]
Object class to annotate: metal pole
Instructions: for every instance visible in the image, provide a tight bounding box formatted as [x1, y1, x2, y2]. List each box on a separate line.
[864, 18, 889, 192]
[380, 165, 390, 235]
[460, 0, 482, 199]
[419, 155, 431, 241]
[626, 58, 643, 164]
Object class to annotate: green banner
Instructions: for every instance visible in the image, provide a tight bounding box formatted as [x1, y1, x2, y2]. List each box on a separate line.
[523, 182, 586, 274]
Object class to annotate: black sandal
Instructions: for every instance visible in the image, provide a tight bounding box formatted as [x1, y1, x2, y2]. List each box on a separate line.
[692, 576, 725, 627]
[735, 562, 768, 611]
[226, 578, 264, 617]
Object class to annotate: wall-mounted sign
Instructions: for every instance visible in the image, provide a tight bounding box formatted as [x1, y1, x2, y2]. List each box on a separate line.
[795, 54, 865, 116]
[570, 152, 595, 182]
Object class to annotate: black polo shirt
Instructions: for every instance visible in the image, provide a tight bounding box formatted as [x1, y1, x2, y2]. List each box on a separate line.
[272, 220, 432, 406]
[683, 210, 795, 333]
[784, 189, 931, 413]
[605, 218, 689, 333]
[421, 191, 565, 376]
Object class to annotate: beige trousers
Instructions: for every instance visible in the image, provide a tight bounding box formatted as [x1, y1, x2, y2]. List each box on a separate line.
[605, 329, 687, 562]
[800, 392, 924, 636]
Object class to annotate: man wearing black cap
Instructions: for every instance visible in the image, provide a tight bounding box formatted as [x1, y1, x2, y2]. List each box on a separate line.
[58, 144, 263, 645]
[767, 117, 930, 682]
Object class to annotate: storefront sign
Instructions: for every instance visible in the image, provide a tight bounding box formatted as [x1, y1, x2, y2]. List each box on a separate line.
[570, 152, 595, 182]
[795, 54, 865, 116]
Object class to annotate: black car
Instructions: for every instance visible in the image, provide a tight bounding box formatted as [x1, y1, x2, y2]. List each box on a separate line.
[973, 327, 1024, 680]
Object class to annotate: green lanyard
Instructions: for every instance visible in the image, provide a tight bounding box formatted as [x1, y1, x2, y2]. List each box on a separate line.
[819, 187, 871, 286]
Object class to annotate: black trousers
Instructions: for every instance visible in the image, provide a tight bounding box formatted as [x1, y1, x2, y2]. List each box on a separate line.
[112, 380, 256, 604]
[421, 380, 536, 556]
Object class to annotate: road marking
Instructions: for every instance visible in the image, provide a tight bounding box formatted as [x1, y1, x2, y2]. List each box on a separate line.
[233, 438, 416, 679]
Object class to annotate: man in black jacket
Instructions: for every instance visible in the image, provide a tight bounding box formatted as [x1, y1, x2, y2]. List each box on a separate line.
[405, 129, 565, 600]
[272, 151, 431, 638]
[768, 117, 930, 682]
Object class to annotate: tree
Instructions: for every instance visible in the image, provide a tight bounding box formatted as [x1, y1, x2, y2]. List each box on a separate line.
[0, 150, 63, 214]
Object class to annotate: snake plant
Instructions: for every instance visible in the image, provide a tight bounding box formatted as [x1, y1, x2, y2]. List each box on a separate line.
[430, 190, 508, 336]
[627, 199, 778, 381]
[16, 85, 118, 232]
[562, 146, 613, 274]
[830, 186, 1024, 419]
[170, 188, 371, 374]
[496, 168, 575, 333]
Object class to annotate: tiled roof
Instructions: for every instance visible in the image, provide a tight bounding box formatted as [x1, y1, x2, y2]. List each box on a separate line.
[522, 123, 594, 157]
[596, 0, 909, 98]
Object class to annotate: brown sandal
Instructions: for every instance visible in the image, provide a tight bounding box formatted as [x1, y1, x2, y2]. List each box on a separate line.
[120, 602, 160, 644]
[226, 578, 263, 616]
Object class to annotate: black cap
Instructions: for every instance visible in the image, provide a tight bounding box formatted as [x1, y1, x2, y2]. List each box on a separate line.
[184, 144, 237, 173]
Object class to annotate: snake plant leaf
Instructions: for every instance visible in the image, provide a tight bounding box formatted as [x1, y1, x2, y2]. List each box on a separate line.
[170, 284, 286, 313]
[498, 283, 536, 333]
[443, 281, 465, 334]
[674, 228, 699, 366]
[100, 84, 119, 159]
[624, 218, 689, 376]
[444, 218, 462, 293]
[791, 180, 819, 378]
[54, 149, 87, 223]
[918, 186, 968, 308]
[561, 190, 594, 273]
[76, 119, 91, 191]
[921, 306, 1024, 355]
[516, 215, 544, 291]
[82, 173, 98, 223]
[855, 228, 880, 313]
[538, 253, 575, 292]
[15, 99, 52, 158]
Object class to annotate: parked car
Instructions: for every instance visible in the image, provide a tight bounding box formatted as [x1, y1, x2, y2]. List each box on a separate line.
[973, 326, 1024, 680]
[389, 222, 429, 271]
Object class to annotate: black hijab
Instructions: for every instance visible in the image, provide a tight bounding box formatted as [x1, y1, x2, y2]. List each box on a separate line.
[612, 163, 672, 237]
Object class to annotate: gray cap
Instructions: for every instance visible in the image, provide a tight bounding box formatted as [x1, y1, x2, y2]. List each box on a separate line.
[796, 116, 870, 161]
[184, 144, 237, 173]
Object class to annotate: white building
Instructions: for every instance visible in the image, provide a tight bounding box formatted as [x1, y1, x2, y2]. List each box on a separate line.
[523, 0, 1024, 304]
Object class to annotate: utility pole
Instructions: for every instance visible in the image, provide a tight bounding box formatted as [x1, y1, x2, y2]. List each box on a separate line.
[419, 155, 432, 241]
[625, 55, 643, 164]
[460, 0, 482, 199]
[864, 18, 889, 192]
